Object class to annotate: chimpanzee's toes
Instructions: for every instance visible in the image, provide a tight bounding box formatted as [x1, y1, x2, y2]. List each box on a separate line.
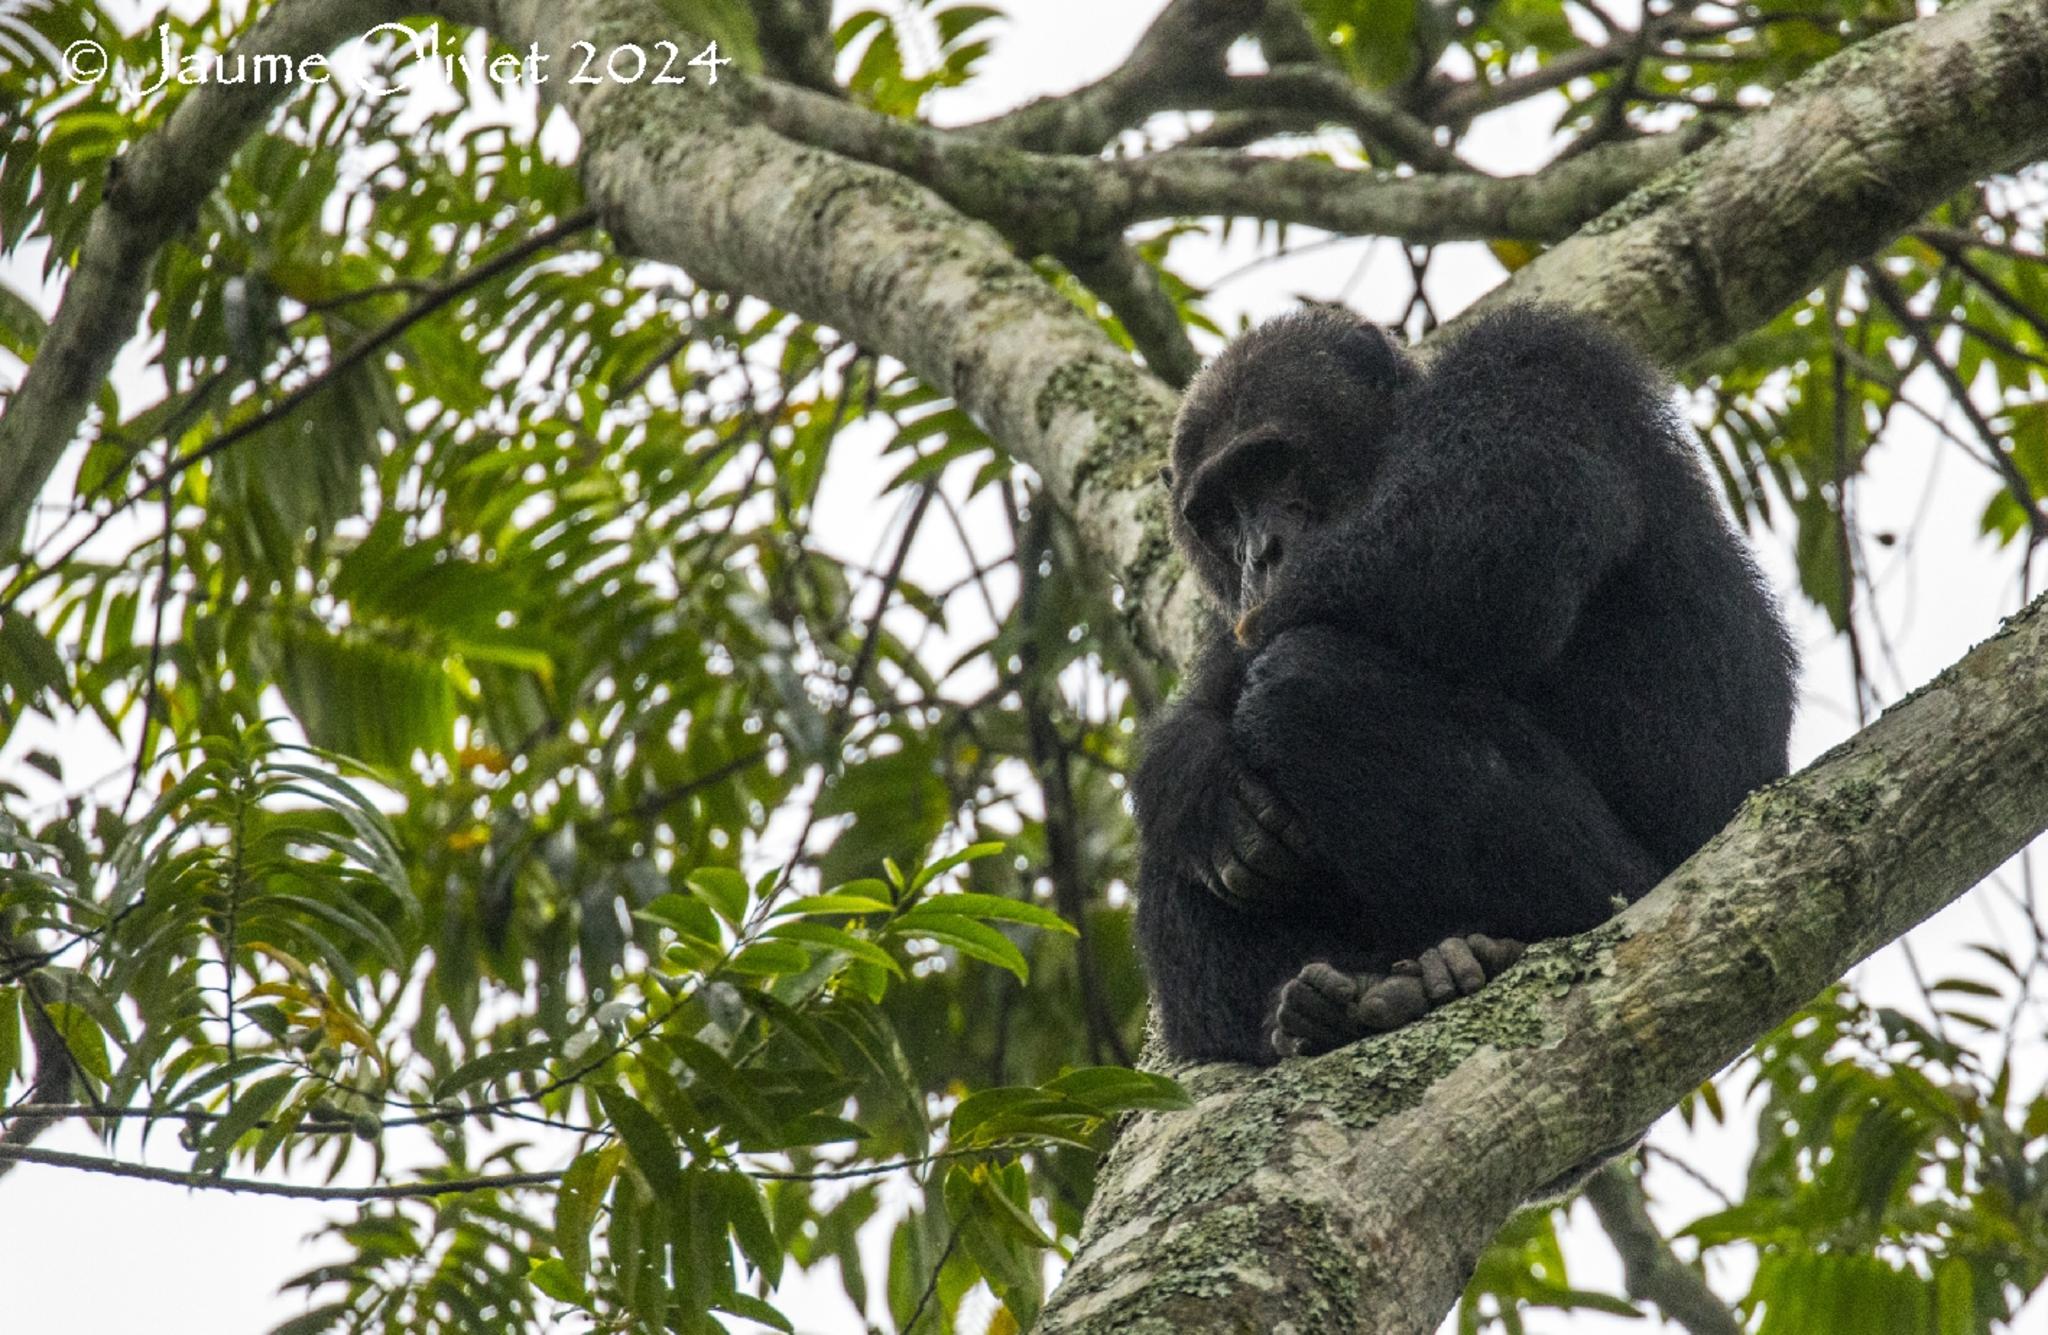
[1271, 962, 1365, 1057]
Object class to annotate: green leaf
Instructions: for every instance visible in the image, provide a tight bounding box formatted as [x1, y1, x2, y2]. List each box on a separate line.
[948, 1087, 1096, 1149]
[527, 1257, 590, 1306]
[270, 620, 457, 765]
[1044, 1067, 1191, 1113]
[635, 892, 724, 945]
[1350, 0, 1418, 86]
[595, 1086, 682, 1198]
[687, 867, 751, 926]
[915, 891, 1074, 936]
[204, 1072, 297, 1156]
[713, 1291, 794, 1332]
[909, 840, 1005, 892]
[270, 1305, 355, 1335]
[886, 910, 1030, 979]
[726, 940, 814, 977]
[771, 891, 895, 917]
[1933, 1257, 1973, 1335]
[39, 1001, 112, 1084]
[0, 989, 19, 1088]
[764, 1113, 869, 1148]
[711, 1168, 784, 1287]
[0, 614, 68, 702]
[945, 1163, 1049, 1319]
[667, 1035, 781, 1145]
[554, 1145, 618, 1279]
[765, 920, 904, 976]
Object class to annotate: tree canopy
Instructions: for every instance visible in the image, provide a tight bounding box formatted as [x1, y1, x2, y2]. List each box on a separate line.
[4, 1, 2048, 1332]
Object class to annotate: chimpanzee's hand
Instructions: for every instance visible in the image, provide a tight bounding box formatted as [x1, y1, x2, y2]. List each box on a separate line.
[1203, 770, 1318, 909]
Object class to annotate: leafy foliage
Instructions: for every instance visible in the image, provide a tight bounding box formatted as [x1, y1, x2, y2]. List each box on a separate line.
[1669, 985, 2048, 1332]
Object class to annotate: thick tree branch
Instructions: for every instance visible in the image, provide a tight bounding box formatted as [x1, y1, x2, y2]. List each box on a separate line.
[1470, 0, 2048, 370]
[0, 0, 418, 555]
[1037, 593, 2048, 1331]
[741, 76, 1703, 251]
[1137, 126, 1695, 237]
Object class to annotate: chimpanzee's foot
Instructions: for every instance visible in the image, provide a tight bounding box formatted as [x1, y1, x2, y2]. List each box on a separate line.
[1269, 935, 1526, 1058]
[1269, 962, 1378, 1058]
[1397, 934, 1525, 1006]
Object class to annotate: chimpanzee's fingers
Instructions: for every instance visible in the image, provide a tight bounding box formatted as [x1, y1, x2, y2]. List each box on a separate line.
[1416, 947, 1458, 1003]
[1213, 852, 1262, 908]
[1230, 816, 1312, 893]
[1235, 773, 1317, 864]
[1278, 974, 1350, 1031]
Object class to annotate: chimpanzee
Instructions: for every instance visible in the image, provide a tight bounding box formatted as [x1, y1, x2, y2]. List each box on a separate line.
[1132, 303, 1796, 1063]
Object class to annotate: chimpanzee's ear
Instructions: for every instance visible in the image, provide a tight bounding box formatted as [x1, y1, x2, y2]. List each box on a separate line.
[1157, 465, 1175, 488]
[1332, 316, 1416, 388]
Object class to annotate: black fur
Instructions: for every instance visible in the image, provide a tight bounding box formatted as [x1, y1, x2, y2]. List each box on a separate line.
[1132, 303, 1796, 1063]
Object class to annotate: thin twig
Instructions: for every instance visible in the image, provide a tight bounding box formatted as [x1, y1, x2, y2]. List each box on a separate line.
[1827, 276, 1872, 727]
[0, 1143, 561, 1201]
[1865, 265, 2044, 548]
[744, 1146, 998, 1182]
[904, 1219, 963, 1333]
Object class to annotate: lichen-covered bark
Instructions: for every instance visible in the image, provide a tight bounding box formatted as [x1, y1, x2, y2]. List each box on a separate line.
[738, 79, 1703, 252]
[1470, 0, 2048, 368]
[1038, 596, 2048, 1333]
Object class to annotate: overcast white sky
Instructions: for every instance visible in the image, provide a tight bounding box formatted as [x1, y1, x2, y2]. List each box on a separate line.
[3, 2, 2046, 1331]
